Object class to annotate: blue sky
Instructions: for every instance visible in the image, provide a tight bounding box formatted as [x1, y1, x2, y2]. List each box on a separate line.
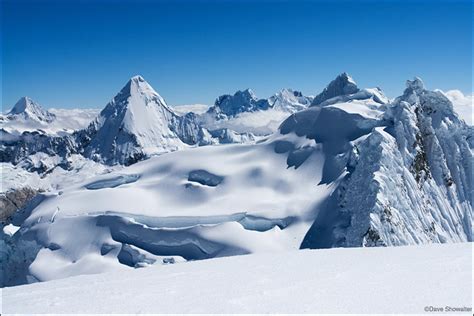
[2, 0, 472, 109]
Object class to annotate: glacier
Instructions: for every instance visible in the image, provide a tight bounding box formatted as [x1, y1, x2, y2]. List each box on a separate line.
[0, 73, 472, 287]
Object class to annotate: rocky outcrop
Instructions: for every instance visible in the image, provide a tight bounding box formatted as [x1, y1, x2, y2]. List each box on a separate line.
[0, 187, 39, 225]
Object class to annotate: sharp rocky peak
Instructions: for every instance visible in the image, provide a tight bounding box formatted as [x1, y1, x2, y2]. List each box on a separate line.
[311, 72, 360, 106]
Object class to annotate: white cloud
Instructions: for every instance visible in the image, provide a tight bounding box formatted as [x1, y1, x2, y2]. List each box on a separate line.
[172, 104, 210, 115]
[439, 90, 473, 125]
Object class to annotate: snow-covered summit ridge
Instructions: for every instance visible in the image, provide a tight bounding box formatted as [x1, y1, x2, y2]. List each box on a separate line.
[311, 73, 388, 107]
[268, 88, 313, 112]
[311, 72, 359, 106]
[207, 88, 271, 118]
[294, 76, 472, 249]
[7, 97, 56, 123]
[114, 75, 169, 110]
[206, 88, 314, 120]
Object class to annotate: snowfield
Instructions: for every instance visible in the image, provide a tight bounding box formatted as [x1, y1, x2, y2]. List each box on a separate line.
[1, 242, 472, 314]
[1, 73, 472, 307]
[1, 103, 100, 136]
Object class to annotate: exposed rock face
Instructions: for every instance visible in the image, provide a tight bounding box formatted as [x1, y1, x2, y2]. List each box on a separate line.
[0, 129, 77, 167]
[311, 72, 360, 106]
[0, 187, 39, 224]
[207, 89, 271, 118]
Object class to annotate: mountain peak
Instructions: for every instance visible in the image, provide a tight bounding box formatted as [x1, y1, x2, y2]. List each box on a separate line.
[126, 75, 156, 93]
[311, 73, 360, 106]
[9, 97, 35, 114]
[111, 75, 165, 109]
[406, 77, 425, 92]
[8, 97, 56, 123]
[130, 74, 145, 82]
[82, 76, 185, 165]
[208, 89, 270, 118]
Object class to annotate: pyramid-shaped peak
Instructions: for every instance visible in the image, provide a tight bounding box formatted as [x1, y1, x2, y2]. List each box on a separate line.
[126, 75, 156, 92]
[311, 73, 360, 106]
[10, 96, 36, 114]
[130, 75, 145, 82]
[112, 75, 165, 107]
[8, 97, 56, 123]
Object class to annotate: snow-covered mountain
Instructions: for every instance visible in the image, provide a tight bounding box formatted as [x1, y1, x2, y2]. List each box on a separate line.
[1, 73, 471, 288]
[311, 72, 389, 107]
[6, 97, 56, 123]
[1, 74, 471, 287]
[268, 88, 313, 112]
[1, 76, 257, 168]
[311, 72, 360, 106]
[78, 75, 190, 165]
[200, 88, 313, 135]
[206, 88, 312, 120]
[1, 97, 100, 136]
[206, 89, 271, 119]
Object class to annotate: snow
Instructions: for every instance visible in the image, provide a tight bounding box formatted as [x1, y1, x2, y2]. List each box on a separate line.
[81, 75, 188, 164]
[1, 155, 120, 193]
[172, 103, 210, 115]
[326, 100, 384, 120]
[202, 108, 293, 135]
[1, 242, 471, 314]
[6, 97, 55, 123]
[1, 73, 472, 295]
[1, 137, 329, 284]
[2, 75, 471, 287]
[440, 89, 473, 125]
[1, 98, 99, 136]
[200, 88, 312, 135]
[2, 224, 20, 236]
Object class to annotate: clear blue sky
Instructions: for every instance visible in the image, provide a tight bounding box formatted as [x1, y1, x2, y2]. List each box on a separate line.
[1, 0, 472, 109]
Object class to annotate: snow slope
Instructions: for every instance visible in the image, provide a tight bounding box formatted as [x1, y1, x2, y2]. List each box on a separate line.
[2, 242, 472, 314]
[1, 98, 99, 135]
[1, 138, 327, 285]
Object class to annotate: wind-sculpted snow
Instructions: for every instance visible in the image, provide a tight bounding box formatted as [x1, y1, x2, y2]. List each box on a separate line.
[1, 139, 328, 285]
[188, 170, 224, 187]
[92, 211, 296, 232]
[85, 174, 140, 190]
[302, 77, 472, 248]
[1, 74, 472, 287]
